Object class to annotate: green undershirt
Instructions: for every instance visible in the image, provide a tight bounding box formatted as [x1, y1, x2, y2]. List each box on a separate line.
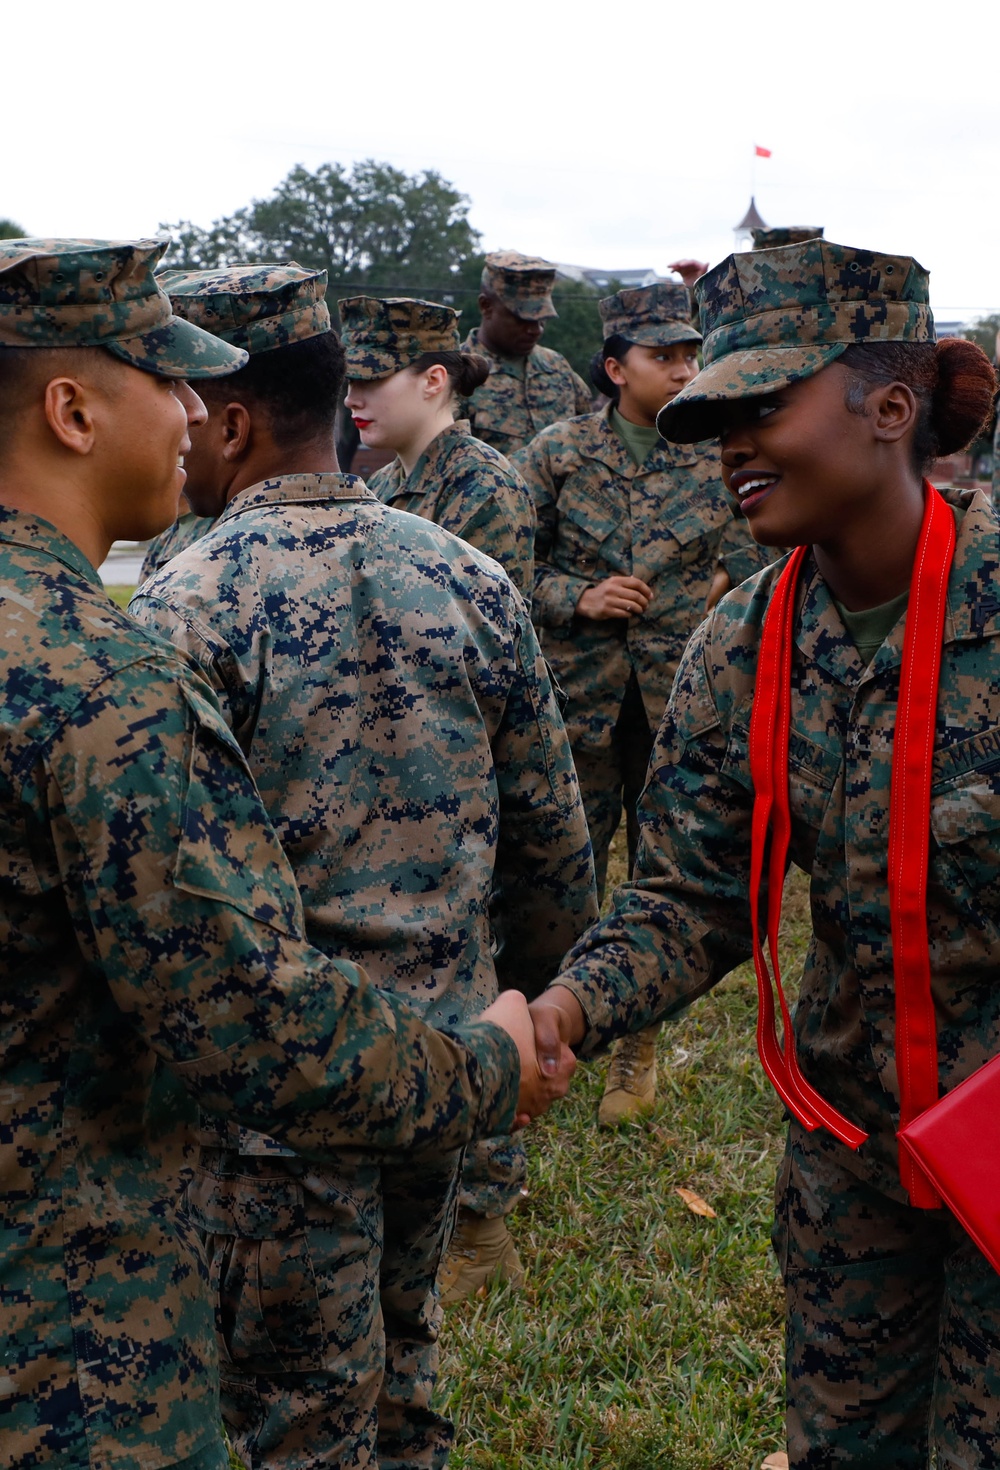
[832, 506, 965, 665]
[612, 407, 661, 466]
[834, 589, 910, 665]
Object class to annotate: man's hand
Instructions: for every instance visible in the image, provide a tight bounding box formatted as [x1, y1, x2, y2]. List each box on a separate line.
[479, 990, 576, 1127]
[576, 575, 653, 621]
[528, 986, 588, 1067]
[667, 258, 709, 290]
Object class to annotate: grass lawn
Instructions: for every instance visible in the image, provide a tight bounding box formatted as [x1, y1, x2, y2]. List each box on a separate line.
[438, 836, 812, 1470]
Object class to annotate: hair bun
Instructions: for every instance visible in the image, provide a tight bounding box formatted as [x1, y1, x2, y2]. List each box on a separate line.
[457, 351, 490, 396]
[589, 347, 616, 399]
[932, 337, 997, 456]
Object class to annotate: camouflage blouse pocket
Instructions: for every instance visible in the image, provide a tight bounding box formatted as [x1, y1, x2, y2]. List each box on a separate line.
[721, 717, 753, 791]
[930, 742, 1000, 919]
[662, 493, 731, 567]
[470, 393, 525, 456]
[786, 726, 840, 831]
[724, 714, 838, 857]
[554, 491, 628, 578]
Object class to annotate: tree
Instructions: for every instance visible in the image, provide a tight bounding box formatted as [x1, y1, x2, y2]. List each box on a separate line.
[0, 218, 27, 239]
[161, 160, 481, 298]
[961, 312, 1000, 363]
[540, 279, 604, 383]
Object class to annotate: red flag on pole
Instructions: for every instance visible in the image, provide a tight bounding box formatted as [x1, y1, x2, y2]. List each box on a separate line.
[755, 144, 772, 158]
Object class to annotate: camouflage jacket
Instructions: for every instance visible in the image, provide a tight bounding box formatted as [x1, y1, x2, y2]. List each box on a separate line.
[458, 328, 593, 456]
[368, 420, 535, 600]
[555, 487, 1000, 1201]
[0, 507, 519, 1469]
[138, 509, 216, 583]
[130, 472, 597, 1055]
[513, 408, 768, 747]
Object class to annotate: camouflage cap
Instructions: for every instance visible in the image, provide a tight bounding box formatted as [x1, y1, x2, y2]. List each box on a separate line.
[158, 263, 330, 355]
[750, 225, 824, 250]
[599, 281, 700, 348]
[0, 238, 247, 379]
[481, 250, 557, 321]
[340, 296, 460, 379]
[657, 240, 934, 443]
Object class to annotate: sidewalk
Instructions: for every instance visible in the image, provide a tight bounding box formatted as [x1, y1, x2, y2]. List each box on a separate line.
[99, 541, 147, 588]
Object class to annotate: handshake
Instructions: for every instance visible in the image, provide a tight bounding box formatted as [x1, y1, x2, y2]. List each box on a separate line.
[479, 987, 588, 1128]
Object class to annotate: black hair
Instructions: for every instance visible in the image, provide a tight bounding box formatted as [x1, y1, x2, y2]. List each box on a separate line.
[589, 333, 634, 402]
[409, 350, 489, 398]
[839, 339, 997, 472]
[200, 330, 346, 450]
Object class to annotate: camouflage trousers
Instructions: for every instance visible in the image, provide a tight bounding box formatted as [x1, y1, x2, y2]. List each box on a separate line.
[460, 1133, 526, 1219]
[773, 1122, 1000, 1468]
[187, 1146, 464, 1469]
[569, 670, 654, 902]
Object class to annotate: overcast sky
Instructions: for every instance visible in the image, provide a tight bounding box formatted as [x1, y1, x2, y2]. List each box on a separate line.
[10, 0, 999, 323]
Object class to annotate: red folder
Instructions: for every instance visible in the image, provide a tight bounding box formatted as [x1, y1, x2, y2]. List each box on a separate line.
[898, 1053, 1000, 1274]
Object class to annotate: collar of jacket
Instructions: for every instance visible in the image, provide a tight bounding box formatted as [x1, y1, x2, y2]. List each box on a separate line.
[0, 503, 105, 586]
[218, 471, 375, 523]
[391, 419, 473, 498]
[792, 487, 1000, 687]
[576, 403, 702, 478]
[463, 329, 562, 379]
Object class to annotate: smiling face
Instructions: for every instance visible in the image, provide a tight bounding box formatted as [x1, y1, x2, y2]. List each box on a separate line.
[96, 366, 207, 543]
[714, 363, 898, 548]
[606, 341, 700, 427]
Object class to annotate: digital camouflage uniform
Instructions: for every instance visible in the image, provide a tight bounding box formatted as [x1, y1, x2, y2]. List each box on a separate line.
[367, 420, 534, 600]
[340, 295, 535, 600]
[0, 240, 519, 1470]
[458, 251, 592, 456]
[514, 282, 766, 897]
[552, 241, 1000, 1468]
[139, 508, 216, 582]
[131, 460, 597, 1464]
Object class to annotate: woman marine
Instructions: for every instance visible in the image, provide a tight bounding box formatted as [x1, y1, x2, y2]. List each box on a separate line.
[342, 296, 534, 600]
[531, 239, 1000, 1468]
[514, 281, 767, 1122]
[339, 296, 561, 1305]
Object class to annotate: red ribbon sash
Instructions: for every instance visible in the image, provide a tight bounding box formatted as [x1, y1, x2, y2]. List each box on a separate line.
[748, 482, 955, 1205]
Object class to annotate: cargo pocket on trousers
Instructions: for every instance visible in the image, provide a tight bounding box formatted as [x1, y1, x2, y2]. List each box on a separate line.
[188, 1169, 328, 1374]
[771, 1145, 793, 1280]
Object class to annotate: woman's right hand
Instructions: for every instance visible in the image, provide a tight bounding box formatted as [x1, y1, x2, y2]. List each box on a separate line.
[576, 575, 653, 621]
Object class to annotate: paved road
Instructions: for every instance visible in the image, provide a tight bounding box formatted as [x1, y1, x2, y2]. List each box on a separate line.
[99, 542, 147, 588]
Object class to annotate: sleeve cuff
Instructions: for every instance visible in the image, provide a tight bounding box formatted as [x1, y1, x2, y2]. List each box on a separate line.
[442, 1019, 520, 1138]
[534, 574, 593, 633]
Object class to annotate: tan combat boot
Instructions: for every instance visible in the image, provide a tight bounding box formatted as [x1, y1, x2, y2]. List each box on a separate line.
[438, 1208, 525, 1307]
[598, 1022, 661, 1125]
[760, 1453, 789, 1469]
